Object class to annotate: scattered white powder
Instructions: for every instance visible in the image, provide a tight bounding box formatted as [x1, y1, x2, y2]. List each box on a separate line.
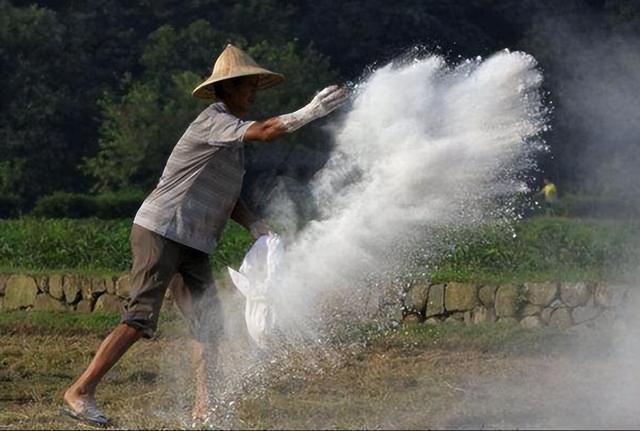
[269, 49, 548, 337]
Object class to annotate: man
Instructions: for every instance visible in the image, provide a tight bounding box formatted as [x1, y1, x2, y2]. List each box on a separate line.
[62, 44, 347, 426]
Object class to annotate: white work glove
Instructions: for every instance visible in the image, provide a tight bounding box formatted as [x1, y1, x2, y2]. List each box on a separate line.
[278, 85, 349, 132]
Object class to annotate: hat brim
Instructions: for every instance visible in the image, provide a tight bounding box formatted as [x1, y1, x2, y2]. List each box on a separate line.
[192, 69, 284, 100]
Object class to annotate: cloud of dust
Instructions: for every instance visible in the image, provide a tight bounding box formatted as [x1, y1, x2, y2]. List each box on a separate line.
[443, 17, 640, 429]
[433, 16, 640, 427]
[267, 49, 548, 339]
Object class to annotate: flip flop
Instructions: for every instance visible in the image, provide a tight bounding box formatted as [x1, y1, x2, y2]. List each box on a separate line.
[60, 401, 109, 428]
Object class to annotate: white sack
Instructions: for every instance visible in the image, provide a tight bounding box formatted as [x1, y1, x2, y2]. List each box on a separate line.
[227, 233, 283, 348]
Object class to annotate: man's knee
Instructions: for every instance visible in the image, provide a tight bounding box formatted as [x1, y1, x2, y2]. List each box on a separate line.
[120, 313, 158, 339]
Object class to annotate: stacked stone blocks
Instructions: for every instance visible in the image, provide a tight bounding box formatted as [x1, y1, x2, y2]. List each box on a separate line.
[0, 273, 635, 330]
[403, 280, 635, 329]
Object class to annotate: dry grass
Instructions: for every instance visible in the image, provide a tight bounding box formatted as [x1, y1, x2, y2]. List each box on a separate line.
[0, 312, 629, 430]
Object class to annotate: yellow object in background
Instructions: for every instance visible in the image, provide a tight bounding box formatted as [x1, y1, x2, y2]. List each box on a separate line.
[542, 182, 557, 203]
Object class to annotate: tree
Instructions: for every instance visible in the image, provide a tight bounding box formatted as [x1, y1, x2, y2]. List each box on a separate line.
[0, 3, 75, 204]
[83, 21, 340, 195]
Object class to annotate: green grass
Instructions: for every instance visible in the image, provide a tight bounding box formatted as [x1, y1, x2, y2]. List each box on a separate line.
[0, 216, 638, 283]
[0, 217, 253, 275]
[428, 216, 640, 283]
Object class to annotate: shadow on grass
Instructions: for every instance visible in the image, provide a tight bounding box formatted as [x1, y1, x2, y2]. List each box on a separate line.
[0, 310, 187, 337]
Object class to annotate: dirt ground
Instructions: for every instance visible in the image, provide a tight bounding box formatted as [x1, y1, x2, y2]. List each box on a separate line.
[1, 313, 639, 430]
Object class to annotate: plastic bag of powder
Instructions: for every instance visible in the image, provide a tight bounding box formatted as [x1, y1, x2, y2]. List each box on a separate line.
[227, 233, 283, 348]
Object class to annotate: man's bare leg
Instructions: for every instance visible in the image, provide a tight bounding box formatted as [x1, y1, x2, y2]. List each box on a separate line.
[191, 340, 212, 420]
[64, 323, 144, 414]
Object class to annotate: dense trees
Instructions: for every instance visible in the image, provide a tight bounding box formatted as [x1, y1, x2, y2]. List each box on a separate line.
[1, 0, 639, 216]
[84, 21, 338, 192]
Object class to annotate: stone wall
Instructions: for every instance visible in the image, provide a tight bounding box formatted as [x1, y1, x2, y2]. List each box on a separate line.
[0, 273, 193, 315]
[402, 280, 634, 329]
[0, 273, 635, 331]
[0, 273, 134, 314]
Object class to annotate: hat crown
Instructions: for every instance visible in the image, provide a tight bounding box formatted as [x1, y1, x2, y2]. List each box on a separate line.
[192, 43, 284, 100]
[211, 44, 261, 79]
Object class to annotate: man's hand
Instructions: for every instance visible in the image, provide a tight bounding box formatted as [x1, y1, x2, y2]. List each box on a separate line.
[304, 85, 349, 120]
[249, 220, 272, 239]
[278, 85, 349, 132]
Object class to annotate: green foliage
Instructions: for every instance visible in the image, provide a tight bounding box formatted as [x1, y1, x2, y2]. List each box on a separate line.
[432, 216, 640, 283]
[0, 3, 78, 205]
[246, 41, 341, 116]
[211, 221, 254, 272]
[83, 19, 339, 193]
[545, 193, 640, 219]
[0, 218, 252, 274]
[93, 190, 147, 219]
[82, 21, 245, 192]
[83, 71, 206, 192]
[0, 1, 302, 208]
[32, 192, 98, 219]
[0, 218, 133, 272]
[0, 195, 22, 219]
[32, 190, 146, 219]
[0, 216, 637, 284]
[0, 159, 26, 203]
[139, 21, 243, 81]
[2, 0, 639, 210]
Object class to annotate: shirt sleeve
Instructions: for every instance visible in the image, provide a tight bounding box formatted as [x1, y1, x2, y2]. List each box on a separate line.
[207, 110, 255, 148]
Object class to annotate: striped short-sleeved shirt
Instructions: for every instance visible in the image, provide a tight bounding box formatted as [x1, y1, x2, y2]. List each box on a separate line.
[133, 103, 254, 254]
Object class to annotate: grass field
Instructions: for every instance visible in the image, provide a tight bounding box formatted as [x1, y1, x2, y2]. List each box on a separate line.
[2, 310, 638, 429]
[1, 216, 638, 284]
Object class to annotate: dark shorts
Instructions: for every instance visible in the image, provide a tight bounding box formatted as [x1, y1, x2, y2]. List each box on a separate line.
[121, 224, 222, 341]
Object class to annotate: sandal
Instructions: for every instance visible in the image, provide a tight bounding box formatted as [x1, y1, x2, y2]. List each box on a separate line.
[60, 400, 109, 428]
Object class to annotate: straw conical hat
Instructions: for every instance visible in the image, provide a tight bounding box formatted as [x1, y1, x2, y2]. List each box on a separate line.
[192, 44, 284, 99]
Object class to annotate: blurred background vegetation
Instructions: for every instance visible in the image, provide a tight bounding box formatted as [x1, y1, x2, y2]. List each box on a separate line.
[1, 0, 639, 278]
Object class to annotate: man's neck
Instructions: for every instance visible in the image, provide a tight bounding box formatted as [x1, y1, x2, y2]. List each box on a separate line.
[221, 99, 245, 118]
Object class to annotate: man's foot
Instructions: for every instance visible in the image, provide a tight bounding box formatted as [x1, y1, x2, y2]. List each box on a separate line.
[191, 402, 210, 422]
[62, 387, 109, 427]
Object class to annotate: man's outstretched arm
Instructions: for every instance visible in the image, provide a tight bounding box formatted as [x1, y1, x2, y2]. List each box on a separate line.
[243, 85, 348, 142]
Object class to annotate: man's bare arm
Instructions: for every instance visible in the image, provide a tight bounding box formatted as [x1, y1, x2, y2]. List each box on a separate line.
[243, 118, 288, 142]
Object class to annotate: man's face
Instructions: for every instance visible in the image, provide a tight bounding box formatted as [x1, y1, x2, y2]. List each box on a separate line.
[223, 76, 259, 115]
